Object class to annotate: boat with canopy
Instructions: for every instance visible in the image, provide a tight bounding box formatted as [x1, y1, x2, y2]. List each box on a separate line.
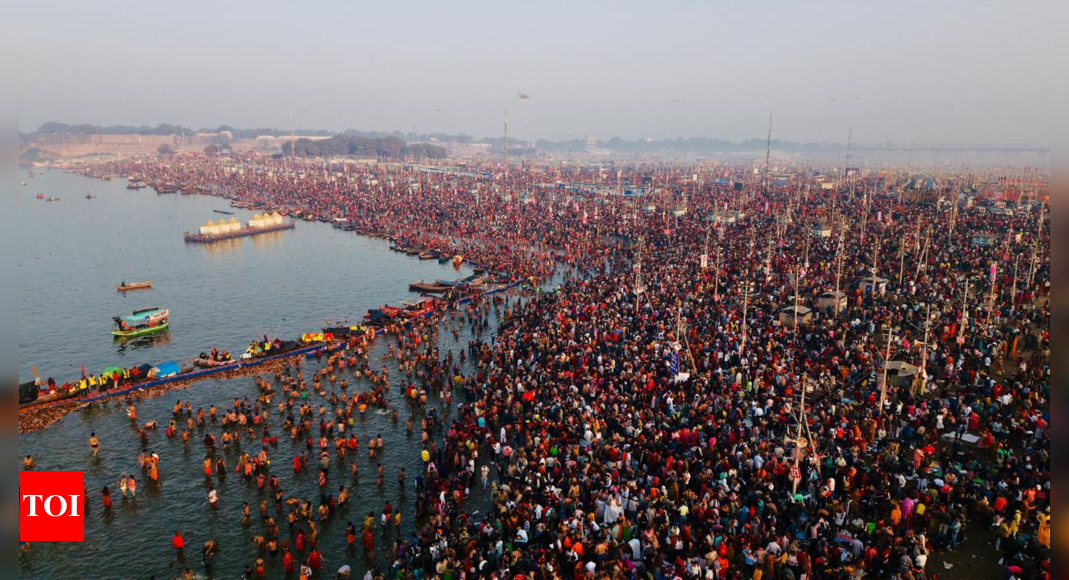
[112, 307, 169, 337]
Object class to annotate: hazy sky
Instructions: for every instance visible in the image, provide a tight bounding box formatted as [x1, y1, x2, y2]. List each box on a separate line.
[17, 1, 1056, 145]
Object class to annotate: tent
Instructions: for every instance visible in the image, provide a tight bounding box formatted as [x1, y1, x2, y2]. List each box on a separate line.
[101, 365, 123, 377]
[150, 361, 181, 379]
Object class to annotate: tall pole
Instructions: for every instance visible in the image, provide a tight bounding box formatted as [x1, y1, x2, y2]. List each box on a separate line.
[289, 105, 295, 158]
[793, 265, 802, 334]
[860, 191, 869, 244]
[958, 279, 970, 343]
[634, 236, 644, 314]
[740, 280, 752, 357]
[1011, 256, 1020, 309]
[762, 114, 772, 213]
[713, 247, 722, 300]
[917, 304, 932, 395]
[503, 108, 509, 199]
[835, 230, 844, 315]
[879, 320, 895, 415]
[898, 241, 906, 288]
[792, 380, 807, 495]
[870, 236, 881, 302]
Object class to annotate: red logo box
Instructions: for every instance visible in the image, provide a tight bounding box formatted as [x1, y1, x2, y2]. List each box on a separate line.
[20, 471, 85, 542]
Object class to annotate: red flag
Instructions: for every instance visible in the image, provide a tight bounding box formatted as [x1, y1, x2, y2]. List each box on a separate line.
[81, 364, 85, 377]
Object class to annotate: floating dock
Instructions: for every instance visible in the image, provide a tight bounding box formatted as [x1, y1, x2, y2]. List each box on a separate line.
[184, 221, 295, 243]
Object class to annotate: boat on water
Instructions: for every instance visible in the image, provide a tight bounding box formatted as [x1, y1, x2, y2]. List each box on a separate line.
[452, 255, 464, 266]
[112, 307, 169, 338]
[85, 193, 95, 199]
[117, 280, 152, 292]
[45, 197, 60, 202]
[36, 193, 44, 199]
[364, 305, 403, 326]
[184, 212, 295, 243]
[399, 296, 444, 319]
[21, 181, 27, 186]
[194, 352, 236, 368]
[418, 250, 440, 260]
[409, 280, 454, 293]
[154, 184, 179, 194]
[212, 209, 234, 215]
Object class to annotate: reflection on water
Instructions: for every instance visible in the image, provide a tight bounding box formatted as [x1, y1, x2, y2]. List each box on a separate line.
[115, 331, 172, 355]
[199, 237, 244, 256]
[249, 230, 286, 248]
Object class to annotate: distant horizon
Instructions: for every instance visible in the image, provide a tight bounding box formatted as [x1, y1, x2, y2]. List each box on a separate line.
[20, 121, 1050, 151]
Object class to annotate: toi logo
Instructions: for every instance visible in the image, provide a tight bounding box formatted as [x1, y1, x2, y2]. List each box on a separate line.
[20, 471, 85, 542]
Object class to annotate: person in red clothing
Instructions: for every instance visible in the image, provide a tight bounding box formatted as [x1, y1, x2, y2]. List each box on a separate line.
[172, 531, 185, 551]
[307, 548, 322, 572]
[283, 549, 295, 574]
[101, 487, 112, 508]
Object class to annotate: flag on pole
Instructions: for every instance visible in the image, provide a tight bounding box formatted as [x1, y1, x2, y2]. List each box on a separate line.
[665, 350, 680, 376]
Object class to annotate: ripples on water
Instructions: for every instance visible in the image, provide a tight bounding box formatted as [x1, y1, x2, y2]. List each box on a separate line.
[19, 170, 499, 579]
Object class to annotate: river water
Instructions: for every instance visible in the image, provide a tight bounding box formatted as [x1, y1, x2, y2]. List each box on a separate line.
[18, 169, 499, 579]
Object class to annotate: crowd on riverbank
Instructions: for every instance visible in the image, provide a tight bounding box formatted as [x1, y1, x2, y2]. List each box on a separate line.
[37, 156, 1049, 580]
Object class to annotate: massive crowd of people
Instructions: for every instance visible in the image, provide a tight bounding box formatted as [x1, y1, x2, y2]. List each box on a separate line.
[51, 154, 1048, 580]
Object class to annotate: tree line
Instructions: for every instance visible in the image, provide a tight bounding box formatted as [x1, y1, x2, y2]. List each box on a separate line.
[281, 135, 446, 159]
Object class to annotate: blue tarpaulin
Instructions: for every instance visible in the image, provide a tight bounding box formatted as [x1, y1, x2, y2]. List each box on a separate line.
[152, 361, 180, 378]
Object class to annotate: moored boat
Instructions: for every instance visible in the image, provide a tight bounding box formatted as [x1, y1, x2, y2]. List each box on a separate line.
[399, 296, 444, 319]
[112, 307, 169, 338]
[194, 353, 236, 368]
[408, 280, 453, 293]
[117, 281, 152, 292]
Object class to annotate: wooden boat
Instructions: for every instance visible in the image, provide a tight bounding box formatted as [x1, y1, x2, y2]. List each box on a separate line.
[36, 193, 44, 199]
[112, 320, 169, 338]
[399, 297, 443, 319]
[117, 281, 152, 292]
[364, 306, 402, 326]
[409, 280, 453, 293]
[194, 354, 237, 368]
[418, 251, 439, 260]
[45, 197, 60, 202]
[213, 209, 234, 215]
[112, 307, 169, 338]
[85, 193, 95, 199]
